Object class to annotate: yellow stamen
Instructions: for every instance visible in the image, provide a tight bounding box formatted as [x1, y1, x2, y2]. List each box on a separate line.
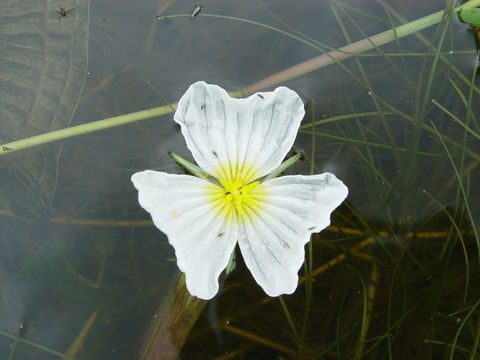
[206, 162, 266, 223]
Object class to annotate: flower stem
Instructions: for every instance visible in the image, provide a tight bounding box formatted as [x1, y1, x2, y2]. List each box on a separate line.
[137, 274, 207, 360]
[1, 0, 479, 156]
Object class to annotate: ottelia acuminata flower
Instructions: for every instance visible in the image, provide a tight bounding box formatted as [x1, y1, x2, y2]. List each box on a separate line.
[131, 81, 348, 300]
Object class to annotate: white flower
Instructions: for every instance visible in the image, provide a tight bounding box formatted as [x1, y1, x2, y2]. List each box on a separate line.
[131, 81, 348, 300]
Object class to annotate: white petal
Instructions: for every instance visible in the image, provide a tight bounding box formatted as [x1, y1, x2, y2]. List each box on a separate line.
[238, 173, 348, 296]
[131, 170, 238, 300]
[174, 81, 305, 183]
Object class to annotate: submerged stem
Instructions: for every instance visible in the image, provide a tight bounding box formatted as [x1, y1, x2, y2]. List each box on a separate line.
[138, 274, 207, 360]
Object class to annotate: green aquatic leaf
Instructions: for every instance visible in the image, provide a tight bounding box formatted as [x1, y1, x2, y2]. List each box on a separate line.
[0, 0, 90, 217]
[457, 8, 480, 27]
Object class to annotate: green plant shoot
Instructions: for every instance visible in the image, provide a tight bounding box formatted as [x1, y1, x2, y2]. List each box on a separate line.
[458, 8, 480, 27]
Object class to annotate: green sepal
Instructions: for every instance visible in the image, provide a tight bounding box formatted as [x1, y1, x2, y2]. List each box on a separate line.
[263, 152, 303, 181]
[225, 250, 236, 276]
[458, 8, 480, 27]
[169, 152, 211, 181]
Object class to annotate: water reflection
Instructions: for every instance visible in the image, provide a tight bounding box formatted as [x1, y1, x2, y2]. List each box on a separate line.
[1, 0, 479, 359]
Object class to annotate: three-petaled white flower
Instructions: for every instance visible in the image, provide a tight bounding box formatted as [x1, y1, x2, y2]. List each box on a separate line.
[131, 81, 348, 300]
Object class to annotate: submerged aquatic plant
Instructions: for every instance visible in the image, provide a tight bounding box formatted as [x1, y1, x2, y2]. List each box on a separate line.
[131, 81, 348, 300]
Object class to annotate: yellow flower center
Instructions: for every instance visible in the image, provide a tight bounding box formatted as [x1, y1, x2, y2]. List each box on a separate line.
[206, 163, 266, 223]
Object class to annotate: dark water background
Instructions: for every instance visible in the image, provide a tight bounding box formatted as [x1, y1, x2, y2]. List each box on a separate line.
[1, 0, 479, 359]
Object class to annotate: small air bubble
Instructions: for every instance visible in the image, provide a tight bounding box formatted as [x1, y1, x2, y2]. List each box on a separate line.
[456, 318, 462, 325]
[368, 91, 372, 96]
[448, 50, 453, 54]
[225, 320, 230, 325]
